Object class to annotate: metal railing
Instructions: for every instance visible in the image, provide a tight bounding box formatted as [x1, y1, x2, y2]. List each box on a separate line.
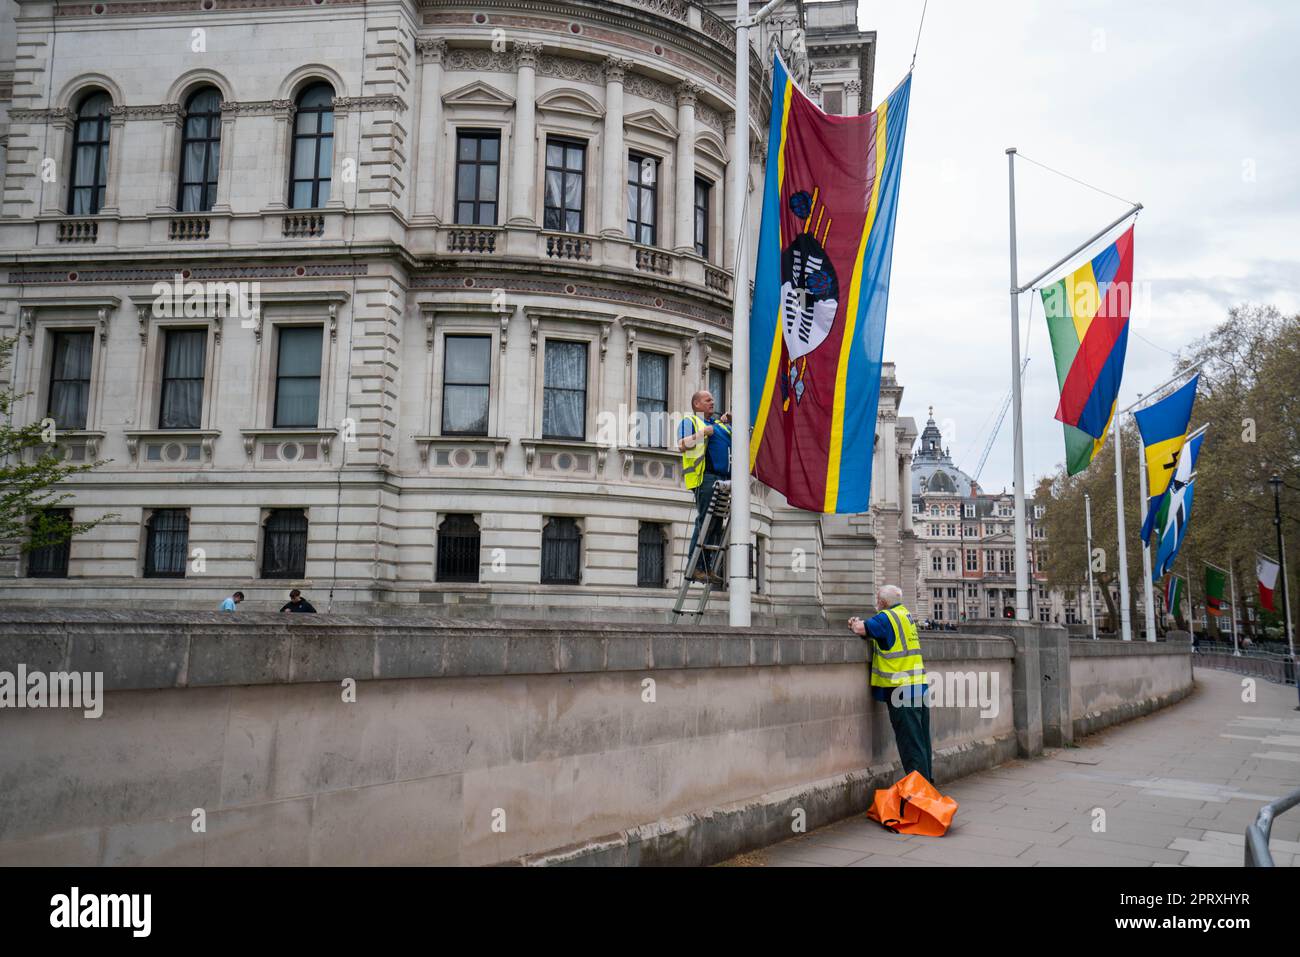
[1245, 787, 1300, 866]
[1194, 647, 1297, 686]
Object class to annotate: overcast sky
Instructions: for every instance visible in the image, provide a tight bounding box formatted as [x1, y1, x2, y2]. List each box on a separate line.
[840, 0, 1300, 492]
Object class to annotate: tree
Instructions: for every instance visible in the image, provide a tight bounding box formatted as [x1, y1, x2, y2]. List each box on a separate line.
[0, 336, 107, 559]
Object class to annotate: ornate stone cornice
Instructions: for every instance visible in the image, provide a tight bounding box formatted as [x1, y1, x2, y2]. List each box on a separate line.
[332, 94, 408, 114]
[622, 71, 673, 107]
[7, 107, 72, 124]
[416, 38, 447, 64]
[220, 99, 293, 117]
[536, 55, 603, 85]
[107, 103, 180, 121]
[675, 80, 701, 108]
[603, 57, 635, 83]
[696, 102, 724, 135]
[514, 40, 544, 69]
[445, 48, 515, 74]
[845, 80, 863, 94]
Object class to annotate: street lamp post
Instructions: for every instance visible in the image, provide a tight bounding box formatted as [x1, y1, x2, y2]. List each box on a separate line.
[1268, 474, 1297, 706]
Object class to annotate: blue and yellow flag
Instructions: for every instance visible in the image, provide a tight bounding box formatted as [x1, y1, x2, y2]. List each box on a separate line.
[1152, 426, 1205, 580]
[749, 56, 911, 513]
[1134, 373, 1199, 543]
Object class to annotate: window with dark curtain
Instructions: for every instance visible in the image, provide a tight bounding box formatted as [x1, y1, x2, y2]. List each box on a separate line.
[159, 328, 206, 429]
[27, 510, 72, 578]
[144, 509, 190, 578]
[178, 87, 222, 212]
[543, 138, 586, 233]
[68, 91, 111, 215]
[626, 153, 658, 245]
[454, 131, 500, 225]
[636, 351, 668, 448]
[542, 340, 586, 439]
[708, 366, 727, 416]
[261, 509, 308, 579]
[289, 83, 334, 209]
[823, 87, 844, 115]
[273, 326, 323, 428]
[637, 522, 666, 588]
[441, 335, 490, 435]
[436, 514, 480, 582]
[47, 330, 93, 430]
[694, 177, 711, 258]
[541, 517, 581, 584]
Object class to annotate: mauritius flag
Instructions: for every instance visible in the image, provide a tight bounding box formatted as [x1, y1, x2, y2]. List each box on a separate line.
[1041, 226, 1135, 474]
[749, 56, 910, 513]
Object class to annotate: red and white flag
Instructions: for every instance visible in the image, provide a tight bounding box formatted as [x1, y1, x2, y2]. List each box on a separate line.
[1257, 555, 1280, 613]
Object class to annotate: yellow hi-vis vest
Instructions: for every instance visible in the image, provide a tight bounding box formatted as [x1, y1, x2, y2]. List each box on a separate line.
[869, 604, 927, 690]
[681, 414, 730, 490]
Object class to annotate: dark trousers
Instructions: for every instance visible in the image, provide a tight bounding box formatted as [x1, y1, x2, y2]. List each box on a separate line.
[687, 472, 723, 573]
[886, 695, 933, 782]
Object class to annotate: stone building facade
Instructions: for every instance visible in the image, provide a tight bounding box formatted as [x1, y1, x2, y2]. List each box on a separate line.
[0, 0, 911, 624]
[910, 410, 1088, 626]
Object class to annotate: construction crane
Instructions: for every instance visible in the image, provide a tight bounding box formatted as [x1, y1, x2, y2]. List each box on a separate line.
[969, 358, 1029, 484]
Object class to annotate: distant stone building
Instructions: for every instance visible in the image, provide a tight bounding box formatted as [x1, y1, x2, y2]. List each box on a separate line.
[0, 0, 912, 624]
[910, 409, 1088, 626]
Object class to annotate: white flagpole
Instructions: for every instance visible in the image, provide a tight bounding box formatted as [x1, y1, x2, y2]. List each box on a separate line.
[1085, 492, 1097, 640]
[1006, 149, 1030, 621]
[1113, 419, 1133, 641]
[1229, 560, 1240, 656]
[728, 0, 755, 627]
[1136, 409, 1157, 642]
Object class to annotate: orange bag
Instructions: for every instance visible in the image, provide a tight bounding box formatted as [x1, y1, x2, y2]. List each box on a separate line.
[866, 771, 959, 836]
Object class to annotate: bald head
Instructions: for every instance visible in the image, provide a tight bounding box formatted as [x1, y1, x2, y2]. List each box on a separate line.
[691, 390, 714, 413]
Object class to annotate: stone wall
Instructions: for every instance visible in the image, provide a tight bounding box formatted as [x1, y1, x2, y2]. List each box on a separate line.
[0, 611, 1191, 866]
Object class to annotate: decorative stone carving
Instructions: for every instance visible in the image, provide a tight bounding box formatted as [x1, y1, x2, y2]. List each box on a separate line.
[9, 107, 72, 124]
[136, 303, 149, 345]
[675, 80, 701, 107]
[107, 103, 180, 121]
[697, 102, 724, 135]
[514, 40, 544, 69]
[622, 72, 674, 107]
[332, 95, 407, 114]
[220, 99, 293, 117]
[97, 306, 110, 343]
[536, 56, 603, 85]
[846, 80, 863, 94]
[603, 57, 634, 83]
[416, 38, 447, 64]
[20, 307, 34, 343]
[445, 49, 516, 73]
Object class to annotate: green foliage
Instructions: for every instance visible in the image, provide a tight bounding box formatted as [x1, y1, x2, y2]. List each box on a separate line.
[0, 336, 109, 557]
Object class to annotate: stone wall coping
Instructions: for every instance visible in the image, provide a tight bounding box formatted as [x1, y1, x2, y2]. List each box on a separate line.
[1069, 638, 1194, 657]
[0, 610, 1016, 692]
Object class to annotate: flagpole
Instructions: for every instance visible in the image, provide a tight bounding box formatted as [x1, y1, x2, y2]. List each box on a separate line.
[727, 0, 753, 627]
[1229, 559, 1240, 656]
[1113, 419, 1133, 641]
[1085, 492, 1097, 640]
[1135, 403, 1157, 642]
[1006, 148, 1030, 621]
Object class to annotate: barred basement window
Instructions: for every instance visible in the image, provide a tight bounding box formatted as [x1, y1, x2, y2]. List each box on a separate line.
[436, 514, 480, 583]
[27, 509, 72, 578]
[541, 517, 581, 584]
[637, 522, 667, 588]
[261, 509, 308, 579]
[144, 509, 190, 578]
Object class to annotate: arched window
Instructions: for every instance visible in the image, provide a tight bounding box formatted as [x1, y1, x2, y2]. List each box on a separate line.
[68, 91, 112, 214]
[178, 87, 222, 212]
[289, 83, 334, 209]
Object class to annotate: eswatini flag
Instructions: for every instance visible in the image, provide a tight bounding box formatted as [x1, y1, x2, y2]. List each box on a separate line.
[1042, 226, 1135, 457]
[1258, 555, 1280, 613]
[750, 56, 911, 513]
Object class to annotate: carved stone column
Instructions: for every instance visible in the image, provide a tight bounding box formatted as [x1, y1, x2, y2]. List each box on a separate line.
[212, 104, 237, 213]
[845, 79, 863, 115]
[508, 41, 543, 225]
[600, 57, 633, 238]
[99, 107, 128, 215]
[266, 100, 294, 210]
[414, 38, 447, 220]
[154, 104, 182, 212]
[41, 110, 73, 215]
[673, 81, 699, 255]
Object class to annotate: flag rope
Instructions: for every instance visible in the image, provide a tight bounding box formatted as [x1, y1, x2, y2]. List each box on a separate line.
[1014, 151, 1139, 208]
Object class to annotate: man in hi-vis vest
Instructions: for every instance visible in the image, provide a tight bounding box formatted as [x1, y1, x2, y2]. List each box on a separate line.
[676, 390, 732, 584]
[849, 585, 933, 781]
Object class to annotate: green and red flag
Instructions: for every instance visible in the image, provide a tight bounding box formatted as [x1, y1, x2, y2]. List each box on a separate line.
[1205, 565, 1227, 617]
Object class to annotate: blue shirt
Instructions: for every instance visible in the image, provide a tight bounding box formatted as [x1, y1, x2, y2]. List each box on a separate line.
[862, 608, 926, 703]
[219, 597, 237, 612]
[678, 414, 732, 475]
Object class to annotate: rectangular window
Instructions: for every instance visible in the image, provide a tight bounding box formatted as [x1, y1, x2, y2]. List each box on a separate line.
[637, 522, 666, 588]
[542, 340, 587, 439]
[159, 328, 207, 429]
[441, 335, 491, 435]
[626, 152, 658, 245]
[966, 550, 978, 572]
[436, 513, 481, 582]
[273, 326, 323, 428]
[261, 509, 308, 579]
[543, 138, 586, 233]
[823, 86, 844, 115]
[27, 509, 72, 578]
[454, 130, 500, 226]
[694, 177, 711, 258]
[144, 509, 190, 578]
[541, 516, 581, 584]
[47, 331, 94, 430]
[635, 351, 669, 448]
[708, 367, 728, 415]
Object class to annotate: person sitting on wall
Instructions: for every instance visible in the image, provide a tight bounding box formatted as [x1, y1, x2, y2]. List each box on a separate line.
[676, 389, 732, 585]
[219, 591, 244, 612]
[279, 588, 317, 613]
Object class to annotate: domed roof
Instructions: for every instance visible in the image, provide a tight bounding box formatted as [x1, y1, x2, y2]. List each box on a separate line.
[911, 407, 976, 497]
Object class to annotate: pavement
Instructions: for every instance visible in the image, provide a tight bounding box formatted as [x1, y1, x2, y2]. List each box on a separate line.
[728, 665, 1300, 867]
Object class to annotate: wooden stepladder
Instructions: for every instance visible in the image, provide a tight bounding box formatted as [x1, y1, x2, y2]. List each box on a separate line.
[670, 480, 731, 623]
